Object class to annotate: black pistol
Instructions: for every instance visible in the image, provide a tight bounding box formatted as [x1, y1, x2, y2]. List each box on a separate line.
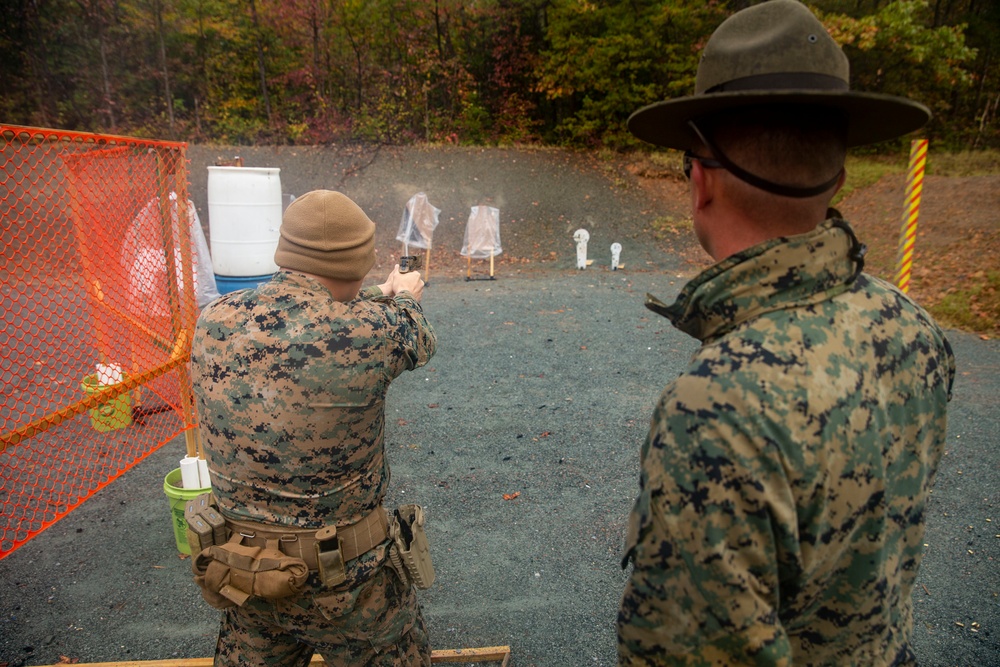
[399, 255, 423, 274]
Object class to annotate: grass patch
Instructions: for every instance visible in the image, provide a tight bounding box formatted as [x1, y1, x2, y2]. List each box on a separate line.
[651, 215, 693, 239]
[832, 149, 1000, 205]
[633, 148, 1000, 182]
[833, 155, 907, 205]
[929, 271, 1000, 335]
[635, 151, 910, 202]
[926, 149, 1000, 177]
[644, 150, 683, 170]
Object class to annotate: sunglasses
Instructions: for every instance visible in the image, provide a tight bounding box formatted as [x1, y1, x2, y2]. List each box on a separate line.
[682, 150, 723, 179]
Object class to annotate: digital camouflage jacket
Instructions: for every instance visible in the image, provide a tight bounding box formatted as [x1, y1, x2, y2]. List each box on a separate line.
[618, 220, 955, 666]
[191, 270, 436, 532]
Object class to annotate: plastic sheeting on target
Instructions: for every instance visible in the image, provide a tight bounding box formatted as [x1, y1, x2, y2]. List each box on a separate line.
[461, 206, 502, 258]
[396, 192, 441, 252]
[123, 193, 220, 314]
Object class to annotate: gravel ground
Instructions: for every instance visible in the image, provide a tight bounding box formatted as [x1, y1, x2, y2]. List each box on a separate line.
[1, 146, 997, 667]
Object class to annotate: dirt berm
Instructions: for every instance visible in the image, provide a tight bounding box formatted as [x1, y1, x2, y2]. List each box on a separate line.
[1, 145, 996, 667]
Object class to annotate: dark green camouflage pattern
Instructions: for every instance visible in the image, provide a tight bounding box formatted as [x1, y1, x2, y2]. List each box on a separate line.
[191, 269, 436, 665]
[618, 220, 955, 666]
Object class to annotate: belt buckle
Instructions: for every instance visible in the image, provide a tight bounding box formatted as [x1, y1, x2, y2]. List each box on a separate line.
[314, 526, 346, 586]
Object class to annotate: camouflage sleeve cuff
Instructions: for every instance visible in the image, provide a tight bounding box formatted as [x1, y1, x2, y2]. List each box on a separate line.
[394, 291, 422, 308]
[359, 285, 384, 299]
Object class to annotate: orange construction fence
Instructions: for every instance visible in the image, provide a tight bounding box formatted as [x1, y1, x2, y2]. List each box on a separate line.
[1, 124, 202, 559]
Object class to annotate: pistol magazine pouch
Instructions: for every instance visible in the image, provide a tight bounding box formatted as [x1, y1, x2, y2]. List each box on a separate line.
[314, 525, 347, 588]
[185, 492, 218, 554]
[389, 504, 435, 590]
[192, 533, 309, 609]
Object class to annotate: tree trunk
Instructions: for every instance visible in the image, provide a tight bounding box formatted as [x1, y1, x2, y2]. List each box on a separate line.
[248, 0, 272, 127]
[344, 22, 363, 111]
[98, 23, 116, 130]
[434, 0, 443, 60]
[75, 0, 117, 130]
[311, 0, 320, 75]
[153, 0, 175, 137]
[25, 0, 55, 126]
[194, 0, 210, 139]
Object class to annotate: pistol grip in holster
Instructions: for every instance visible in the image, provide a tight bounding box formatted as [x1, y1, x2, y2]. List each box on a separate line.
[389, 504, 435, 590]
[314, 526, 347, 588]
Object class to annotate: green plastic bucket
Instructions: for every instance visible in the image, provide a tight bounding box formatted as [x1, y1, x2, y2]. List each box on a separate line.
[163, 468, 211, 554]
[80, 373, 132, 432]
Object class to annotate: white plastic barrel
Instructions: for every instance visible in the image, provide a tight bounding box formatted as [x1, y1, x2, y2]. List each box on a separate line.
[207, 167, 282, 277]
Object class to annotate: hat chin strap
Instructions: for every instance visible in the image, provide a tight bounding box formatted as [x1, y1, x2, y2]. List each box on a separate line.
[688, 121, 843, 198]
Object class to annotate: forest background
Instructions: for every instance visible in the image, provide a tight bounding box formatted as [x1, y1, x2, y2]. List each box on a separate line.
[2, 0, 998, 151]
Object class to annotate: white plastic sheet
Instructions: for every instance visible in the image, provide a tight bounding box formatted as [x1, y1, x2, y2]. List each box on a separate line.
[396, 192, 441, 252]
[122, 193, 220, 314]
[461, 206, 502, 259]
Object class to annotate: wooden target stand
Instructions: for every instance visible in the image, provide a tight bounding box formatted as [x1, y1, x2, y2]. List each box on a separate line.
[37, 646, 512, 666]
[465, 248, 498, 281]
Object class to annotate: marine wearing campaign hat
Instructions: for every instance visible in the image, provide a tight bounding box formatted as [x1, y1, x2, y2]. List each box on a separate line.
[617, 1, 955, 664]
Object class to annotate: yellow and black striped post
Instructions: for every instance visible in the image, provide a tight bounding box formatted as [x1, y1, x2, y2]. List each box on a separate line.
[895, 139, 929, 293]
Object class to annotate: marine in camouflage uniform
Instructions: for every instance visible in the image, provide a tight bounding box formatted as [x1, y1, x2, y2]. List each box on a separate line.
[618, 1, 955, 664]
[191, 190, 436, 667]
[619, 220, 954, 664]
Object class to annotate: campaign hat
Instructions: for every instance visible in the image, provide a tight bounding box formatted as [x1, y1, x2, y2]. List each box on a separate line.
[627, 0, 930, 149]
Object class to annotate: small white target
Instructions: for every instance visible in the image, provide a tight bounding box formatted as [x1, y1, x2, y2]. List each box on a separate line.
[610, 242, 622, 270]
[573, 229, 590, 269]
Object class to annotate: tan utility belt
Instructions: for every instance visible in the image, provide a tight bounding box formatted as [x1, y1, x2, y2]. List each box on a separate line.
[186, 494, 389, 570]
[224, 507, 390, 572]
[186, 494, 433, 608]
[186, 494, 391, 598]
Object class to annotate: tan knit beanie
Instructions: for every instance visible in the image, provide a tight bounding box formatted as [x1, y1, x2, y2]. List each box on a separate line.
[274, 190, 376, 281]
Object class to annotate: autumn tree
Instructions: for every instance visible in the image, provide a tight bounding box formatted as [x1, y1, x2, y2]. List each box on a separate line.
[535, 0, 727, 146]
[820, 0, 978, 148]
[0, 0, 995, 148]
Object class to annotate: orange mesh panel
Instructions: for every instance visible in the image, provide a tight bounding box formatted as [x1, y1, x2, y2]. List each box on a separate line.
[1, 125, 200, 558]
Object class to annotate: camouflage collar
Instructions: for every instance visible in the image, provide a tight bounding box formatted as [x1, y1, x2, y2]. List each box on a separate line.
[646, 219, 863, 342]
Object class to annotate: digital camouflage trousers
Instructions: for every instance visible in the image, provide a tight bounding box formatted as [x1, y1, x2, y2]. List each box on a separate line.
[214, 565, 430, 667]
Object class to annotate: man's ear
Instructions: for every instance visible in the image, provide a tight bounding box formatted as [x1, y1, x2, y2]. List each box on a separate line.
[691, 159, 714, 213]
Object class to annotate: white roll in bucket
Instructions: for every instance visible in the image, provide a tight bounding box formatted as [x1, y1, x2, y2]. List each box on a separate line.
[207, 167, 283, 277]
